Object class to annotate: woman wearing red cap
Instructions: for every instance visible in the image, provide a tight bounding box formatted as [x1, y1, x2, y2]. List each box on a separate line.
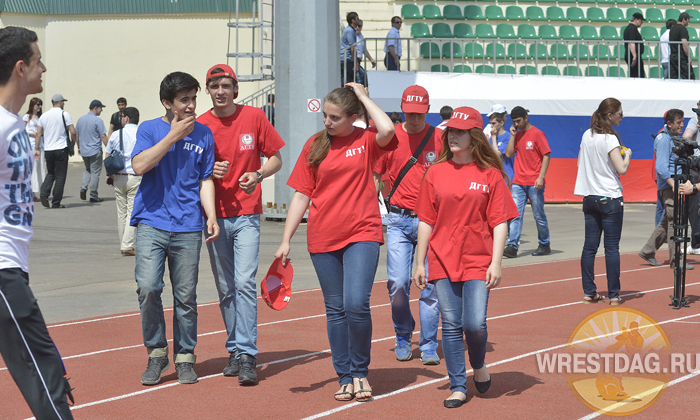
[275, 82, 396, 402]
[574, 98, 630, 306]
[412, 106, 518, 408]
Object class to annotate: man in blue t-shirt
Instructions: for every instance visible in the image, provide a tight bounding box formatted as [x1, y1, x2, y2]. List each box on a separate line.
[488, 110, 515, 184]
[130, 71, 219, 386]
[340, 11, 359, 84]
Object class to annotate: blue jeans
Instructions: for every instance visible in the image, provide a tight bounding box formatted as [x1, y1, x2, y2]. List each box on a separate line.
[662, 62, 669, 79]
[310, 241, 380, 385]
[206, 215, 260, 358]
[356, 65, 367, 85]
[434, 279, 490, 395]
[386, 212, 439, 352]
[581, 196, 624, 299]
[135, 223, 202, 363]
[507, 184, 550, 249]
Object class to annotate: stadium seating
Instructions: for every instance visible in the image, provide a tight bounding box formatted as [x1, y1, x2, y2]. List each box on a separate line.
[542, 65, 561, 75]
[539, 24, 559, 40]
[431, 64, 449, 73]
[498, 65, 517, 74]
[485, 43, 506, 59]
[475, 64, 495, 74]
[507, 43, 527, 59]
[422, 4, 442, 19]
[606, 8, 626, 23]
[585, 66, 605, 77]
[453, 64, 473, 73]
[519, 65, 538, 75]
[642, 45, 658, 60]
[563, 66, 583, 76]
[420, 42, 440, 59]
[443, 5, 464, 20]
[443, 42, 463, 58]
[600, 26, 622, 40]
[591, 44, 612, 60]
[607, 66, 626, 77]
[454, 23, 474, 39]
[505, 6, 526, 21]
[432, 23, 454, 38]
[529, 43, 548, 59]
[464, 5, 484, 20]
[586, 7, 606, 23]
[550, 43, 570, 59]
[566, 7, 586, 22]
[649, 66, 663, 79]
[401, 4, 421, 20]
[559, 25, 580, 40]
[546, 6, 567, 22]
[571, 44, 591, 59]
[475, 23, 496, 39]
[464, 42, 484, 58]
[646, 8, 664, 23]
[526, 6, 546, 21]
[496, 23, 517, 39]
[580, 25, 601, 40]
[641, 26, 659, 42]
[518, 24, 538, 40]
[485, 5, 505, 20]
[411, 23, 431, 39]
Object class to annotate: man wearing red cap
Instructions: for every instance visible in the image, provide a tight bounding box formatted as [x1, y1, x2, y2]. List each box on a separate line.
[374, 85, 442, 364]
[197, 64, 285, 386]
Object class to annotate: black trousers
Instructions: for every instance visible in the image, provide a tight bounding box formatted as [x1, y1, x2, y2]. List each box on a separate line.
[0, 268, 74, 420]
[625, 58, 645, 78]
[41, 148, 69, 207]
[669, 54, 696, 80]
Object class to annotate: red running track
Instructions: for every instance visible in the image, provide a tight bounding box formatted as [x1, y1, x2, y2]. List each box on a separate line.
[1, 252, 699, 420]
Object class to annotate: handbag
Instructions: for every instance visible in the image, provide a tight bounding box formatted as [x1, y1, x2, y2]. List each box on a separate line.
[383, 125, 436, 210]
[61, 112, 74, 156]
[104, 128, 126, 175]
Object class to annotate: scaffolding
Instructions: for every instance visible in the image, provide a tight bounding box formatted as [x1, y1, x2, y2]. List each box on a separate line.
[227, 0, 274, 82]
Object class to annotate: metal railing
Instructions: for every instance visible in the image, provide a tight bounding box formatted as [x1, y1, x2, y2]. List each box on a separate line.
[239, 82, 275, 124]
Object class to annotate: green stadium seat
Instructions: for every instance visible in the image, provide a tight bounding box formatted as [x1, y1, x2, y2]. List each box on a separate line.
[666, 9, 681, 21]
[606, 8, 626, 23]
[464, 42, 484, 58]
[464, 6, 484, 20]
[559, 25, 580, 40]
[420, 42, 441, 59]
[499, 0, 518, 3]
[401, 4, 421, 20]
[546, 6, 567, 21]
[506, 6, 526, 21]
[423, 4, 442, 19]
[433, 23, 454, 38]
[550, 43, 570, 59]
[485, 43, 506, 59]
[655, 0, 672, 4]
[691, 45, 698, 60]
[637, 0, 655, 4]
[563, 66, 582, 76]
[411, 23, 432, 38]
[526, 6, 546, 21]
[518, 24, 538, 39]
[649, 66, 663, 78]
[485, 5, 505, 20]
[611, 44, 625, 60]
[496, 23, 517, 39]
[580, 25, 601, 40]
[695, 67, 699, 79]
[676, 0, 692, 5]
[454, 23, 475, 38]
[687, 9, 700, 23]
[571, 44, 591, 59]
[607, 66, 626, 77]
[585, 66, 604, 77]
[453, 64, 473, 73]
[578, 0, 596, 4]
[539, 24, 559, 39]
[641, 26, 659, 41]
[529, 43, 548, 59]
[587, 7, 606, 22]
[431, 64, 450, 73]
[538, 0, 557, 3]
[688, 26, 699, 41]
[541, 65, 561, 75]
[507, 43, 528, 59]
[646, 8, 664, 23]
[475, 23, 496, 38]
[591, 44, 612, 60]
[442, 42, 463, 58]
[597, 0, 615, 4]
[600, 25, 622, 40]
[497, 65, 517, 74]
[475, 64, 495, 74]
[617, 0, 634, 4]
[625, 8, 642, 21]
[443, 5, 464, 20]
[567, 7, 586, 22]
[519, 65, 538, 74]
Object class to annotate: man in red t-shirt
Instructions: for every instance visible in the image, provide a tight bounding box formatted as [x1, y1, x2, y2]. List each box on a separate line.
[373, 85, 442, 364]
[503, 106, 551, 258]
[197, 64, 285, 386]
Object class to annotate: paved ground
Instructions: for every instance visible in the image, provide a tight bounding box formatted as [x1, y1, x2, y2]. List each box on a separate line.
[31, 163, 663, 323]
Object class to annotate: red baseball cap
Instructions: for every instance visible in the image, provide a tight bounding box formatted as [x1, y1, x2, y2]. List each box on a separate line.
[261, 257, 293, 311]
[401, 85, 430, 113]
[445, 107, 483, 131]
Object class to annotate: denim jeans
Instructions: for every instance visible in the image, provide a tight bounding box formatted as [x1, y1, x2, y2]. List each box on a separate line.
[310, 241, 380, 385]
[206, 215, 260, 358]
[356, 65, 367, 86]
[581, 196, 624, 299]
[81, 152, 102, 199]
[386, 212, 439, 352]
[434, 279, 490, 395]
[41, 148, 68, 207]
[507, 184, 550, 249]
[662, 62, 669, 79]
[135, 223, 202, 363]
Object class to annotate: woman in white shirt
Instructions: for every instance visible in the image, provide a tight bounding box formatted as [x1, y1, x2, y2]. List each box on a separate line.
[574, 98, 631, 306]
[23, 97, 43, 202]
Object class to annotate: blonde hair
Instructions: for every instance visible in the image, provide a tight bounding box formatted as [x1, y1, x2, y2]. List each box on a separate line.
[434, 127, 510, 186]
[306, 88, 366, 167]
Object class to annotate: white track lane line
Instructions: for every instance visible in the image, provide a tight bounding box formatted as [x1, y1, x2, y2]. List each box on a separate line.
[18, 289, 699, 418]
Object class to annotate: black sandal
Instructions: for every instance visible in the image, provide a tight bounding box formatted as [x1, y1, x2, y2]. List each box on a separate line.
[334, 383, 354, 402]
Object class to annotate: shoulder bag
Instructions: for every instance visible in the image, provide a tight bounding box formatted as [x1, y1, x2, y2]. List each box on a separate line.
[383, 125, 436, 210]
[104, 128, 126, 175]
[62, 112, 74, 156]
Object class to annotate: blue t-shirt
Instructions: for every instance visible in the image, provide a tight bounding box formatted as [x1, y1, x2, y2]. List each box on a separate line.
[340, 25, 357, 61]
[130, 117, 215, 232]
[495, 131, 515, 183]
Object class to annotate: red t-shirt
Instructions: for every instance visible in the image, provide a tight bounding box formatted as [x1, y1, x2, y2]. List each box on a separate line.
[373, 123, 443, 210]
[197, 105, 285, 217]
[414, 160, 519, 282]
[512, 126, 551, 186]
[288, 127, 398, 253]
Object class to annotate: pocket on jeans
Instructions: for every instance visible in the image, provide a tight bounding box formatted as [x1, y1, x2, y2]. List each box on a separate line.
[597, 197, 621, 215]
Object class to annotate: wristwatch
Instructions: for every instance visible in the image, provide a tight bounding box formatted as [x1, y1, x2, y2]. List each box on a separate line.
[254, 170, 263, 183]
[694, 184, 698, 194]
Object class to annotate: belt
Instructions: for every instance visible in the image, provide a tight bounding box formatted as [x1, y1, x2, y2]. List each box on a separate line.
[388, 205, 416, 218]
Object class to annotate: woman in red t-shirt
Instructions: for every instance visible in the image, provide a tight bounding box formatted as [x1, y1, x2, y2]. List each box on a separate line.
[412, 107, 518, 409]
[275, 83, 396, 402]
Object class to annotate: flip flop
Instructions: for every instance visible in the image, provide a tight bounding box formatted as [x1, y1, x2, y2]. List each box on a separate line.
[583, 294, 605, 304]
[354, 378, 372, 402]
[609, 297, 623, 306]
[334, 383, 354, 402]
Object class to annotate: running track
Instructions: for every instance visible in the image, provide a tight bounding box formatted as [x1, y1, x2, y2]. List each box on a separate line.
[1, 252, 699, 419]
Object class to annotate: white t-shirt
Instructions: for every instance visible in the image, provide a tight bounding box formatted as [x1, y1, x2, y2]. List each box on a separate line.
[23, 113, 40, 150]
[686, 114, 699, 143]
[105, 123, 139, 175]
[37, 106, 72, 151]
[660, 30, 670, 64]
[0, 106, 33, 272]
[574, 129, 623, 198]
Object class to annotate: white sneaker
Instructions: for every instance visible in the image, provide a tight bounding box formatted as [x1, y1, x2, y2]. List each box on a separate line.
[685, 245, 700, 255]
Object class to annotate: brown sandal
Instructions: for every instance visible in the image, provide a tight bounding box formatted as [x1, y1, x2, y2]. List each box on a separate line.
[354, 377, 373, 402]
[334, 383, 354, 402]
[609, 297, 623, 306]
[583, 294, 605, 304]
